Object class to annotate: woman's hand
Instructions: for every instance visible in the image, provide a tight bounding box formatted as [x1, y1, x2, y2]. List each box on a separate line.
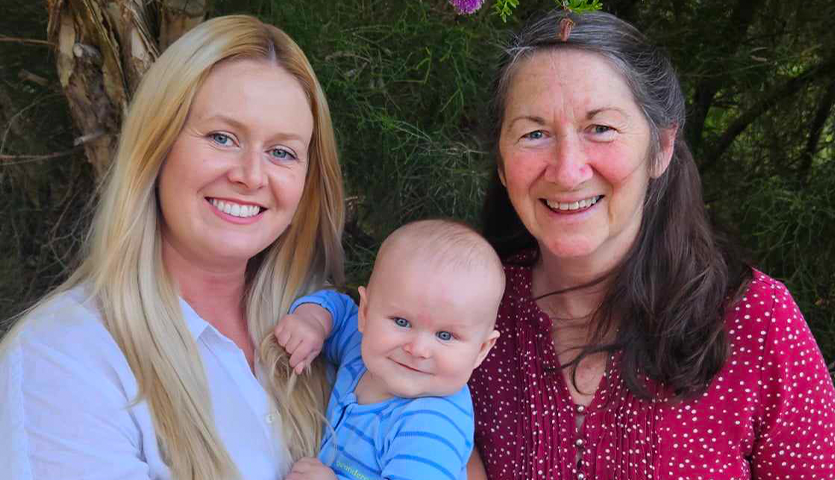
[274, 303, 332, 374]
[285, 457, 337, 480]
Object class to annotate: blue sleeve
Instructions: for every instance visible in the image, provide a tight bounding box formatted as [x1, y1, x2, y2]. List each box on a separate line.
[381, 389, 474, 480]
[290, 289, 360, 365]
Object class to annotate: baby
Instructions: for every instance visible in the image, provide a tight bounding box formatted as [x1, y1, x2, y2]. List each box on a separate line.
[278, 219, 505, 480]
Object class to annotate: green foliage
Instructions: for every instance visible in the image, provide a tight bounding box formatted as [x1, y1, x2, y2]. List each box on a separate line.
[493, 0, 520, 22]
[730, 164, 835, 355]
[491, 0, 601, 22]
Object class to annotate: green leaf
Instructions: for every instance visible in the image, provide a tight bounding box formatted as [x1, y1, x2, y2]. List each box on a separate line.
[492, 0, 519, 22]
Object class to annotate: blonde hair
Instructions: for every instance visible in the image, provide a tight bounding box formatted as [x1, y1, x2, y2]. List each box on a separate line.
[3, 15, 344, 479]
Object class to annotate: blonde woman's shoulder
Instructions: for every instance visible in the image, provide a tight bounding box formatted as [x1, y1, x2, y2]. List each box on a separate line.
[4, 286, 109, 350]
[1, 284, 136, 386]
[0, 285, 147, 480]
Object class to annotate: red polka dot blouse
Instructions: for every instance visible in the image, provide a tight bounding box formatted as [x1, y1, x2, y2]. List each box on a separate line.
[469, 261, 835, 480]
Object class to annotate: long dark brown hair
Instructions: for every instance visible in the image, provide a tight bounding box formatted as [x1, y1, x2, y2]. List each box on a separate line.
[482, 10, 751, 399]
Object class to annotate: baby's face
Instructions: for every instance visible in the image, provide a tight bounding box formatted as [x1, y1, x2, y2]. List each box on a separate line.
[357, 258, 502, 400]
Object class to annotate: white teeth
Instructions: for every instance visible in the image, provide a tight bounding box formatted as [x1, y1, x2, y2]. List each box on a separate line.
[546, 196, 601, 211]
[210, 199, 261, 218]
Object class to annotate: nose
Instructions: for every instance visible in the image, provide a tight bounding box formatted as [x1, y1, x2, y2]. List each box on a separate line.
[228, 149, 266, 190]
[403, 334, 432, 359]
[544, 132, 593, 189]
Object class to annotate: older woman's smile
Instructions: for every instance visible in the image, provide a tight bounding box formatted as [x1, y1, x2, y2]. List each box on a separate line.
[543, 195, 602, 212]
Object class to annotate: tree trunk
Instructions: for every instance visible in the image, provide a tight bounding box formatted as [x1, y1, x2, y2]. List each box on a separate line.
[45, 0, 208, 178]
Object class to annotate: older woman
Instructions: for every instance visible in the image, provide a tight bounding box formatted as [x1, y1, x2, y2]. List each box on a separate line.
[468, 9, 835, 480]
[0, 16, 344, 480]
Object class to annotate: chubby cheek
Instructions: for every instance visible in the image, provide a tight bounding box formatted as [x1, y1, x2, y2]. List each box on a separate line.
[363, 325, 396, 354]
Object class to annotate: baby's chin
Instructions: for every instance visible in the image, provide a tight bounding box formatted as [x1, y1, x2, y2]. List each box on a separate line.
[388, 381, 468, 399]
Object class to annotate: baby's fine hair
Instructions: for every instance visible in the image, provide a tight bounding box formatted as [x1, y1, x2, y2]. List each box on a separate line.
[374, 219, 505, 286]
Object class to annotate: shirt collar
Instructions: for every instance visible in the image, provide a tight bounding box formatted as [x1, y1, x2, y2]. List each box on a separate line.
[178, 296, 211, 340]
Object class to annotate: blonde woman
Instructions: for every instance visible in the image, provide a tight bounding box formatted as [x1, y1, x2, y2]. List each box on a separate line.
[0, 15, 344, 480]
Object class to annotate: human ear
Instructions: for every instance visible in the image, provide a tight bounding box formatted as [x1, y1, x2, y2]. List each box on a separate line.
[651, 126, 677, 179]
[497, 166, 507, 187]
[357, 286, 369, 333]
[474, 330, 500, 369]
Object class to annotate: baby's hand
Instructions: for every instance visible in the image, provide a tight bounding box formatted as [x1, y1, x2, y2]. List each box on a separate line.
[274, 303, 331, 374]
[285, 457, 337, 480]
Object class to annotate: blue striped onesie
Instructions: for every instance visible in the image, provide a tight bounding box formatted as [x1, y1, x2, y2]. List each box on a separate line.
[291, 290, 472, 480]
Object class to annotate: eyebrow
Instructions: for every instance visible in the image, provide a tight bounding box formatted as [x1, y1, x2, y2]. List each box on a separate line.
[201, 113, 246, 130]
[587, 107, 631, 120]
[505, 115, 547, 131]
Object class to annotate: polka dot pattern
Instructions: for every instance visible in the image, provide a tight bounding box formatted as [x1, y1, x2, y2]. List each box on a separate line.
[469, 260, 835, 479]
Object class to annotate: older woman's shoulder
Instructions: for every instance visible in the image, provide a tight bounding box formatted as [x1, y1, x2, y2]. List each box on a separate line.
[727, 269, 800, 323]
[742, 268, 795, 301]
[724, 268, 812, 354]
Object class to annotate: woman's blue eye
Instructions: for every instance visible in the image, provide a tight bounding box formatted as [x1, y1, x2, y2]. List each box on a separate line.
[436, 331, 453, 341]
[269, 148, 297, 161]
[592, 125, 613, 134]
[523, 130, 544, 140]
[210, 132, 232, 145]
[393, 317, 410, 328]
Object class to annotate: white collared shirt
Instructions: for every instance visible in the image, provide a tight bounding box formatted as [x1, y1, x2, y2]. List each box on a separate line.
[0, 286, 289, 480]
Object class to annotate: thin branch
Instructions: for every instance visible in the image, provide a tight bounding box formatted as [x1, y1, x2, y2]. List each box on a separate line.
[0, 35, 56, 47]
[700, 58, 835, 173]
[799, 81, 835, 182]
[18, 70, 52, 88]
[0, 147, 82, 164]
[1, 93, 62, 154]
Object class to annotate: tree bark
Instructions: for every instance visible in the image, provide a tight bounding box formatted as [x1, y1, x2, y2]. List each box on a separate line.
[45, 0, 207, 178]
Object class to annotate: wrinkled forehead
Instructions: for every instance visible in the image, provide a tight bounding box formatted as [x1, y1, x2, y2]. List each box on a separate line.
[503, 47, 634, 111]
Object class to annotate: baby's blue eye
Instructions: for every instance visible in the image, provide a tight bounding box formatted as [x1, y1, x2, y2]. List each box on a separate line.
[436, 331, 453, 341]
[393, 317, 410, 328]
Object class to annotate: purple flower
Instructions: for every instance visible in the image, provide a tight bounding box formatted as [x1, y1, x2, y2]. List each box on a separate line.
[448, 0, 485, 15]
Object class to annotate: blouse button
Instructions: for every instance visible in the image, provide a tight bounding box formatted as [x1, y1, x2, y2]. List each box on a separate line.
[576, 405, 586, 414]
[265, 412, 278, 424]
[575, 438, 585, 449]
[577, 474, 586, 480]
